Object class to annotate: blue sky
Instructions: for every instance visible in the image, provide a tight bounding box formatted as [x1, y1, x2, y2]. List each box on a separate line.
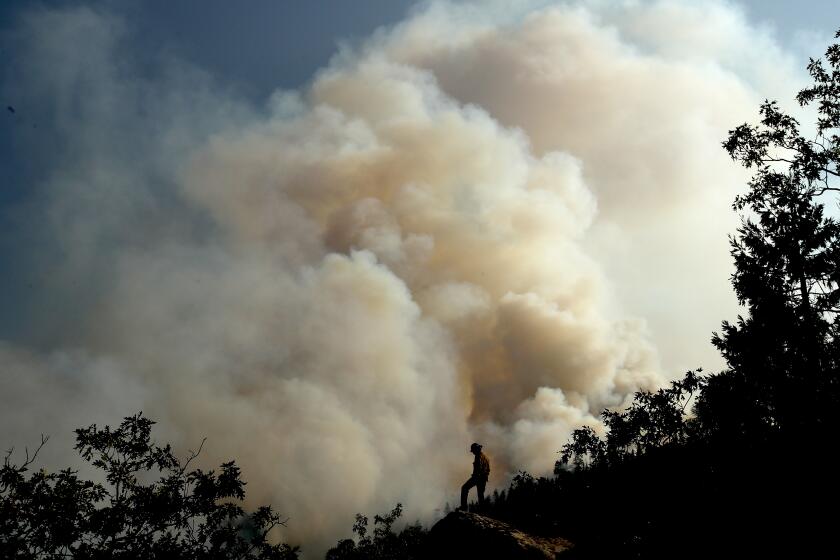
[1, 1, 418, 206]
[0, 1, 418, 102]
[2, 1, 837, 97]
[3, 0, 839, 205]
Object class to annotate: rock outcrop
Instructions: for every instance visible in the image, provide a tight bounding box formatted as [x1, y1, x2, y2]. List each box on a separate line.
[427, 511, 573, 559]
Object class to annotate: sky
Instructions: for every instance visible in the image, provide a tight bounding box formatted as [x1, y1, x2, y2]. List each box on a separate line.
[2, 0, 840, 556]
[1, 0, 837, 207]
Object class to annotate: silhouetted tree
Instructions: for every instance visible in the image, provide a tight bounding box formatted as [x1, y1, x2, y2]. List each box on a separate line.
[702, 40, 840, 437]
[0, 413, 298, 559]
[560, 370, 704, 471]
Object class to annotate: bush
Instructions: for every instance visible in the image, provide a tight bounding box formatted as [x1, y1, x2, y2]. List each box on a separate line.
[0, 413, 298, 559]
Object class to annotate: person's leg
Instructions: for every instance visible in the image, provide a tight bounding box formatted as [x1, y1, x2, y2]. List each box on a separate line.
[477, 479, 486, 506]
[460, 477, 476, 509]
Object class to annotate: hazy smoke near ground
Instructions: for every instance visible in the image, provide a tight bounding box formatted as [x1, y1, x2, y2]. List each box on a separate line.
[0, 0, 807, 554]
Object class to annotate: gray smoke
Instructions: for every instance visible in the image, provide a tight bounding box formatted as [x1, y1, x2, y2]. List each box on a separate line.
[0, 0, 809, 554]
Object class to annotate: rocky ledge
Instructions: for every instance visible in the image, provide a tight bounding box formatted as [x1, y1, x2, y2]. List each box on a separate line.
[427, 511, 573, 559]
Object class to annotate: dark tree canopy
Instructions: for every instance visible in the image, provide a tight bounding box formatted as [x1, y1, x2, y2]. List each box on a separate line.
[0, 413, 298, 559]
[324, 504, 427, 560]
[709, 60, 840, 436]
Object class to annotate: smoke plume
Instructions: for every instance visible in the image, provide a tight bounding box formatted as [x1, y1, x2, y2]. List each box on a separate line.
[0, 0, 808, 554]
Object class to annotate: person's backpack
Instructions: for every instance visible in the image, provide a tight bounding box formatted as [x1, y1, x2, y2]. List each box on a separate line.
[478, 453, 490, 479]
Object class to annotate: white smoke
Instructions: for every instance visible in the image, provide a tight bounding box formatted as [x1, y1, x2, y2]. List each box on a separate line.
[0, 0, 808, 555]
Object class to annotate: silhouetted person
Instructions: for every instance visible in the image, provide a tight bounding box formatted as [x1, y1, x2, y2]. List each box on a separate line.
[460, 442, 490, 511]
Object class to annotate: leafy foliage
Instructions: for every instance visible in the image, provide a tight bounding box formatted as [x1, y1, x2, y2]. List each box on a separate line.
[560, 370, 704, 469]
[712, 65, 840, 435]
[0, 413, 298, 559]
[324, 504, 427, 560]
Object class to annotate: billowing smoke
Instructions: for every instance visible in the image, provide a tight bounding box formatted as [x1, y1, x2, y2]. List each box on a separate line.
[0, 0, 809, 554]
